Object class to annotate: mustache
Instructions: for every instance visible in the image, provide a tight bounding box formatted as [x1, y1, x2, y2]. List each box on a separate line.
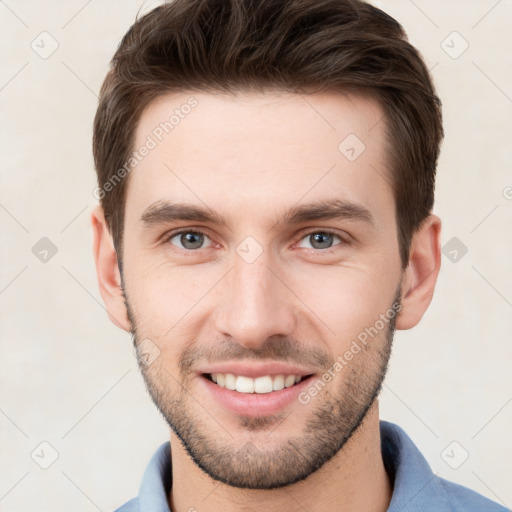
[177, 335, 332, 373]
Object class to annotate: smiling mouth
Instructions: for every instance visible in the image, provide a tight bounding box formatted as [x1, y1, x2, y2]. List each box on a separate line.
[203, 372, 314, 394]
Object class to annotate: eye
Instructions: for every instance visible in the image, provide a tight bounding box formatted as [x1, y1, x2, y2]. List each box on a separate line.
[167, 230, 213, 250]
[165, 229, 345, 252]
[297, 230, 344, 250]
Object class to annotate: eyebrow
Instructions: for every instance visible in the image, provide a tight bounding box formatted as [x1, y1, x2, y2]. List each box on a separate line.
[140, 198, 375, 230]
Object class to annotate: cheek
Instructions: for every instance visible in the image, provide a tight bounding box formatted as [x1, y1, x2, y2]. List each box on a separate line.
[290, 266, 397, 350]
[125, 260, 217, 337]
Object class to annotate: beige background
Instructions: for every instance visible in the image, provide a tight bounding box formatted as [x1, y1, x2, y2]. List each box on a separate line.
[1, 0, 511, 510]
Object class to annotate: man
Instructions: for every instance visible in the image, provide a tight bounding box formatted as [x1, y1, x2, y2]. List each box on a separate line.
[90, 1, 507, 511]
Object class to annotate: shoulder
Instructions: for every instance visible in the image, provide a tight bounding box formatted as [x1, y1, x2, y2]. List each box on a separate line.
[113, 497, 139, 512]
[437, 476, 509, 511]
[381, 421, 508, 512]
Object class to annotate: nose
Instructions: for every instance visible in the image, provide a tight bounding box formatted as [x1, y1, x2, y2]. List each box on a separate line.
[213, 252, 297, 350]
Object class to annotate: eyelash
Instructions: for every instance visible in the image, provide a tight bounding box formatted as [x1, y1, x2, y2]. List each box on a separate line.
[164, 228, 347, 254]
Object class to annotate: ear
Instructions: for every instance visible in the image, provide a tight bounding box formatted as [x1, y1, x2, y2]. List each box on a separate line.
[396, 214, 441, 330]
[91, 205, 131, 332]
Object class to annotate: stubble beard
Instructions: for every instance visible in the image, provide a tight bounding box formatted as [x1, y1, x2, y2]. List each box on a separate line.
[125, 286, 400, 490]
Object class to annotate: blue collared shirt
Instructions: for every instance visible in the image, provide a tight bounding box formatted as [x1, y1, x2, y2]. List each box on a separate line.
[114, 421, 508, 511]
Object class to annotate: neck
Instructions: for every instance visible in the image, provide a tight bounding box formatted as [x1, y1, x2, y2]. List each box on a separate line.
[168, 401, 391, 512]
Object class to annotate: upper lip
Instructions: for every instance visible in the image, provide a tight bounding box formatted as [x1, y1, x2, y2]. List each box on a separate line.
[197, 361, 317, 379]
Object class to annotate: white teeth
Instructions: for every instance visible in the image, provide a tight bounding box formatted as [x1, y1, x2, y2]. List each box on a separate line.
[236, 376, 254, 393]
[209, 373, 305, 393]
[273, 375, 285, 391]
[225, 373, 236, 391]
[284, 375, 296, 388]
[254, 376, 273, 394]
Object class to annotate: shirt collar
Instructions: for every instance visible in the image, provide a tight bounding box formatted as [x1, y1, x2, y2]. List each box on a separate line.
[137, 440, 172, 511]
[380, 420, 451, 511]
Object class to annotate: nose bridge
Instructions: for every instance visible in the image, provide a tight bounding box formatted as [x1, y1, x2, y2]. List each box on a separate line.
[233, 254, 273, 310]
[214, 247, 296, 347]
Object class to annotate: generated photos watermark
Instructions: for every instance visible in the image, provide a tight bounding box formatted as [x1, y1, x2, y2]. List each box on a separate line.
[298, 301, 402, 404]
[93, 96, 198, 200]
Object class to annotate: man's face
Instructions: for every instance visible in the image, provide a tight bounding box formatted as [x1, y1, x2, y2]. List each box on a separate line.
[121, 91, 404, 489]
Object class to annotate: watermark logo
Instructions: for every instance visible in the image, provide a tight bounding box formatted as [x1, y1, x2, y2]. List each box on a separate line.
[338, 133, 366, 162]
[441, 31, 469, 60]
[31, 441, 59, 469]
[441, 441, 469, 469]
[31, 31, 59, 59]
[134, 338, 161, 368]
[442, 236, 468, 263]
[236, 236, 264, 264]
[32, 237, 58, 263]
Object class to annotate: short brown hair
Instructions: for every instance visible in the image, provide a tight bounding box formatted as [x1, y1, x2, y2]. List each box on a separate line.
[93, 0, 443, 268]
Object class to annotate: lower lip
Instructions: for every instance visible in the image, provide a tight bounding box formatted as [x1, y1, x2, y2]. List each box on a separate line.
[199, 374, 314, 417]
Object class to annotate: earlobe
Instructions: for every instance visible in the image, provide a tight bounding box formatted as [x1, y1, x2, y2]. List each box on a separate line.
[396, 215, 442, 330]
[91, 205, 132, 332]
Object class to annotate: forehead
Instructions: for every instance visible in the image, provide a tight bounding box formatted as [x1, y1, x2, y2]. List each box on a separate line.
[125, 90, 394, 231]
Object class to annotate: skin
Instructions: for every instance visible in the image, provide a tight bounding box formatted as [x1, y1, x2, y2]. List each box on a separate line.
[92, 90, 441, 512]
